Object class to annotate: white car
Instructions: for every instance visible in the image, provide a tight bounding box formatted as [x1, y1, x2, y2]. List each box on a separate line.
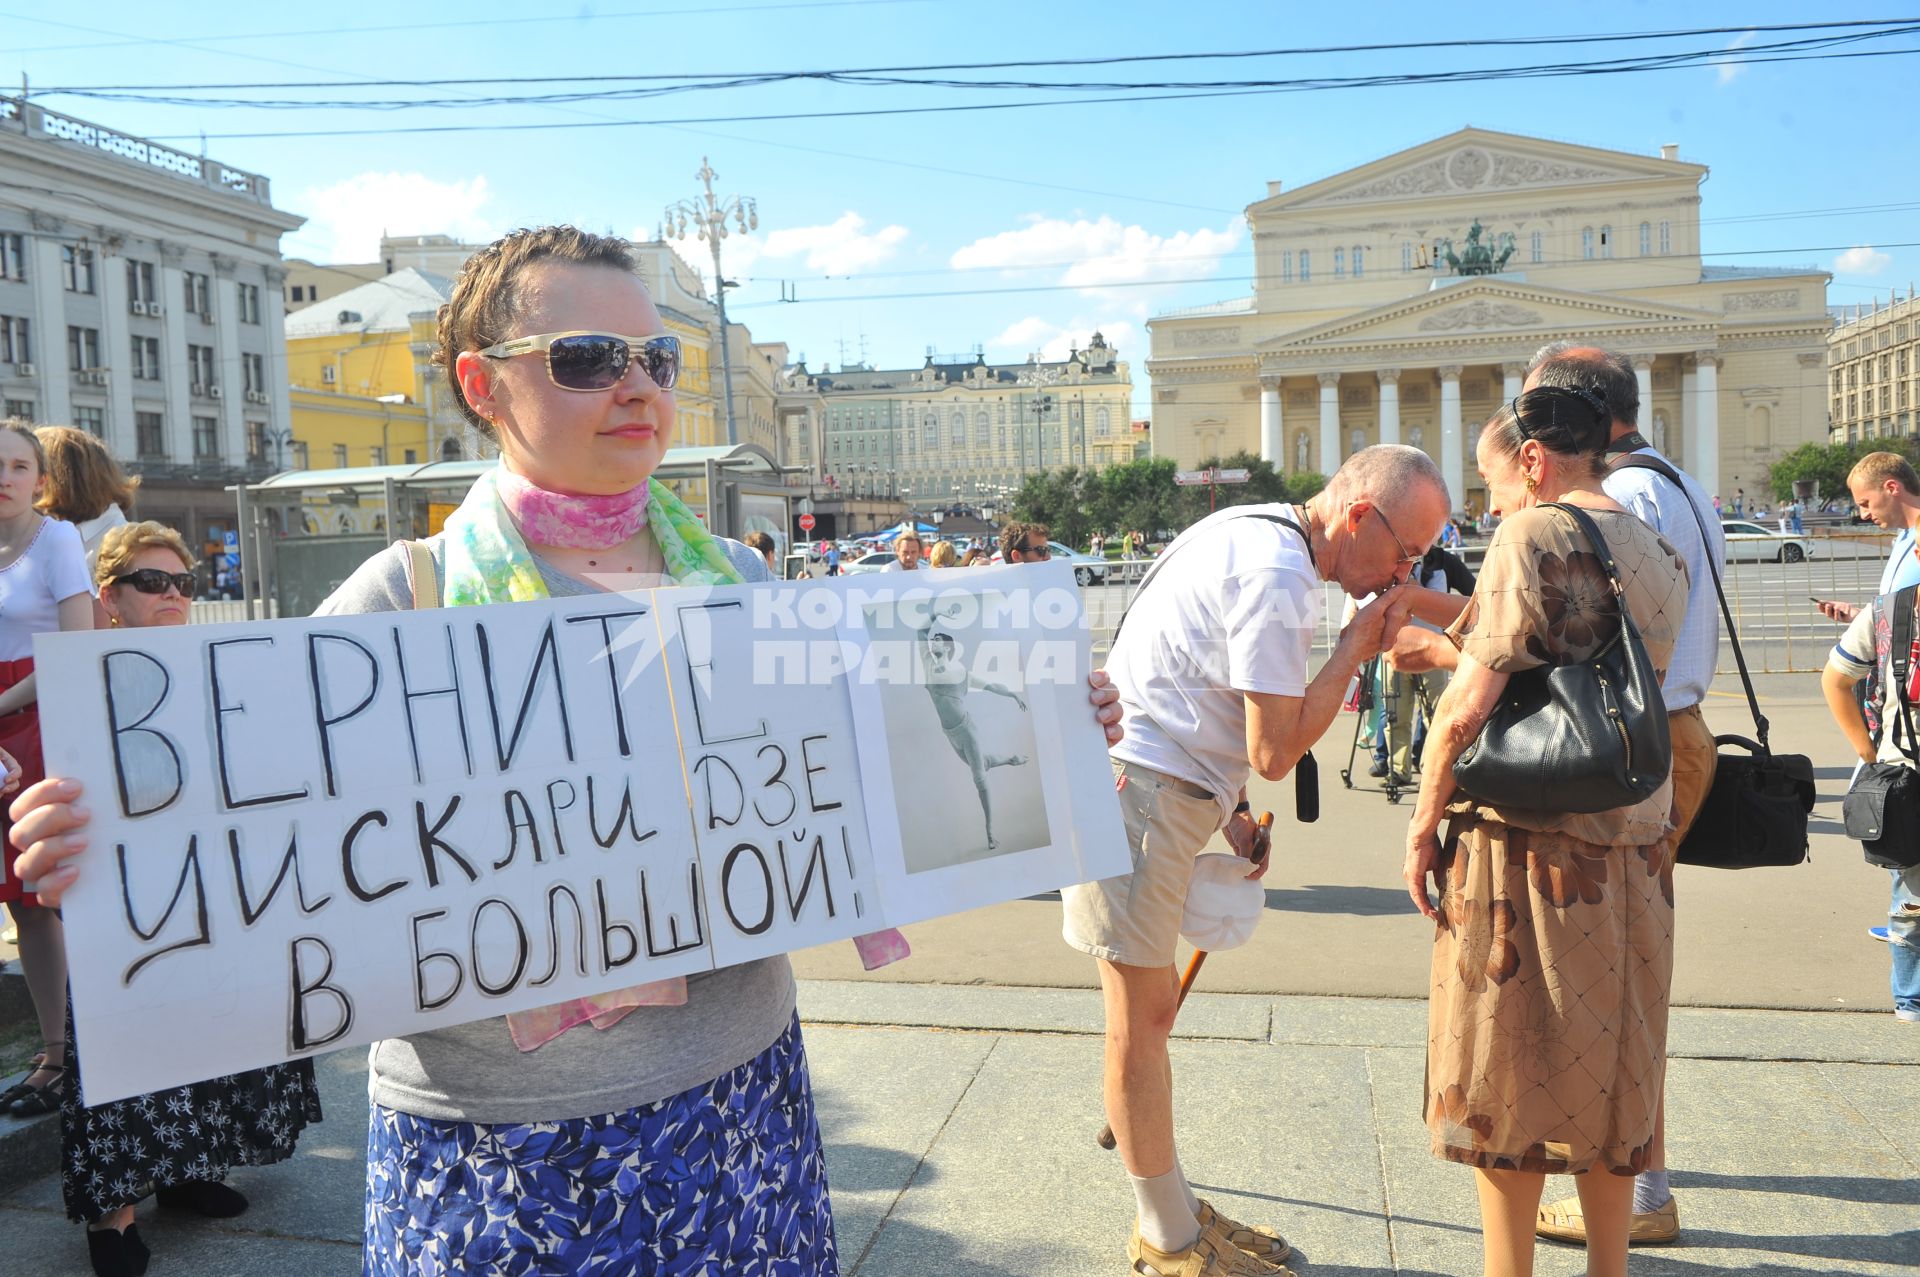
[843, 549, 903, 575]
[991, 540, 1110, 585]
[1720, 519, 1816, 564]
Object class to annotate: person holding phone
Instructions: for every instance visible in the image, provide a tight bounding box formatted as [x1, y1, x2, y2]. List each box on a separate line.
[1815, 453, 1920, 624]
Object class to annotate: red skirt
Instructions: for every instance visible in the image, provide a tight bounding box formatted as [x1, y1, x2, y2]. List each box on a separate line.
[0, 657, 44, 907]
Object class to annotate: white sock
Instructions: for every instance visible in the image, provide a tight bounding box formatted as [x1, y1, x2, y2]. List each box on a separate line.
[1173, 1159, 1203, 1217]
[1130, 1165, 1202, 1253]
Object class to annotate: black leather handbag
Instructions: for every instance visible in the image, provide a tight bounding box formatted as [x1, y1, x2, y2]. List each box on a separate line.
[1842, 584, 1920, 870]
[1452, 502, 1671, 813]
[1612, 454, 1814, 868]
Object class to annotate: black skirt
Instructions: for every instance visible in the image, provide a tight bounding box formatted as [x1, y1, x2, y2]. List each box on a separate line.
[61, 999, 324, 1222]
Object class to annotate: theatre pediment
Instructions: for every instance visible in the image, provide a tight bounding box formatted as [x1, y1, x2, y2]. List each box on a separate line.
[1258, 281, 1718, 354]
[1252, 128, 1705, 212]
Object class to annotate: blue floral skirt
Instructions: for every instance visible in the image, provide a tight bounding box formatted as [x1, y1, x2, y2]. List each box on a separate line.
[364, 1014, 838, 1276]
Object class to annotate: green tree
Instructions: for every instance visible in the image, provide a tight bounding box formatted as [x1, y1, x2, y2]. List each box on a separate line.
[1763, 443, 1858, 503]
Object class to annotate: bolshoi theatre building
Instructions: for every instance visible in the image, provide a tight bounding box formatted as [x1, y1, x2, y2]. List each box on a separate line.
[1146, 128, 1831, 514]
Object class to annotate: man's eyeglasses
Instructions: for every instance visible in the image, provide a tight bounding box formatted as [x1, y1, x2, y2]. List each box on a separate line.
[1369, 506, 1424, 568]
[1018, 542, 1051, 558]
[479, 331, 680, 392]
[111, 568, 195, 597]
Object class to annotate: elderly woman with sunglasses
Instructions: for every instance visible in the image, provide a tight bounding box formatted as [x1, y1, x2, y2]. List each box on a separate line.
[56, 521, 324, 1277]
[11, 226, 1122, 1276]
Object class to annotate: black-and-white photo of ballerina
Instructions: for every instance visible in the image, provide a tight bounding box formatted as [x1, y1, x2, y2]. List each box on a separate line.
[865, 594, 1050, 873]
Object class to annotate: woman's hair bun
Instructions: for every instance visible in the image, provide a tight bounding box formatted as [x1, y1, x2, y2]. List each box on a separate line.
[1513, 386, 1611, 457]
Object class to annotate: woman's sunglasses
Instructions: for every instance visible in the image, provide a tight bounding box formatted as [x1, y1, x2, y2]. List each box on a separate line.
[112, 568, 195, 596]
[478, 331, 681, 393]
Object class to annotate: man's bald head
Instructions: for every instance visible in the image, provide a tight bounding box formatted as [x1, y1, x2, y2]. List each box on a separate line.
[1324, 443, 1451, 524]
[1526, 343, 1639, 430]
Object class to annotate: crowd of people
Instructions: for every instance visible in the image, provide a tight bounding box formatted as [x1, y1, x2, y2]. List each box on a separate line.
[0, 225, 1909, 1277]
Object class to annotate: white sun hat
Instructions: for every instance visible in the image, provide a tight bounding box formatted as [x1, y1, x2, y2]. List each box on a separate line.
[1179, 852, 1266, 952]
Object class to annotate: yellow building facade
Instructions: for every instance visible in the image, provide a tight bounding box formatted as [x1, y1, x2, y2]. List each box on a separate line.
[283, 268, 448, 470]
[1148, 128, 1832, 513]
[1829, 289, 1919, 445]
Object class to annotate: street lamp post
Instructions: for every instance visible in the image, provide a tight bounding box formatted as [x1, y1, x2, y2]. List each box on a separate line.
[1018, 358, 1060, 477]
[664, 158, 758, 448]
[263, 425, 294, 471]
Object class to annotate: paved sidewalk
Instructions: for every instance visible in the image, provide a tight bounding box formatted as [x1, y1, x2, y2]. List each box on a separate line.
[0, 981, 1912, 1275]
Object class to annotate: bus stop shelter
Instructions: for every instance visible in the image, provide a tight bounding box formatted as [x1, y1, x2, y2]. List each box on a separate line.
[229, 443, 794, 619]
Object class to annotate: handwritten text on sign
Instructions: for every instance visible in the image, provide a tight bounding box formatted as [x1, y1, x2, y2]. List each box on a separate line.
[38, 566, 1125, 1103]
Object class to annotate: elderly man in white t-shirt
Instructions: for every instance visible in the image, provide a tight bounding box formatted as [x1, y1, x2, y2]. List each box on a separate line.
[1064, 445, 1450, 1277]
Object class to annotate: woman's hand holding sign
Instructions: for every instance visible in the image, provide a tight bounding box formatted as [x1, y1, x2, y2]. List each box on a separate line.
[9, 777, 85, 907]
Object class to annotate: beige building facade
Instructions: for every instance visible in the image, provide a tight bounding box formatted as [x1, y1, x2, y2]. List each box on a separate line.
[778, 334, 1133, 507]
[1828, 289, 1918, 445]
[1148, 128, 1831, 513]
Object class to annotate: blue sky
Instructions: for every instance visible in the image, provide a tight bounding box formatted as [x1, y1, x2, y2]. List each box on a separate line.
[9, 1, 1915, 405]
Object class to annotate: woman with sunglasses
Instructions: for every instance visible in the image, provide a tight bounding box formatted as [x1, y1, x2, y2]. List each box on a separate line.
[60, 521, 323, 1277]
[12, 226, 1122, 1275]
[0, 422, 92, 1127]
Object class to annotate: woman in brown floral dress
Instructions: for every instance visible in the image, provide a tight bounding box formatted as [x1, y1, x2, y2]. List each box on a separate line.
[1401, 386, 1688, 1277]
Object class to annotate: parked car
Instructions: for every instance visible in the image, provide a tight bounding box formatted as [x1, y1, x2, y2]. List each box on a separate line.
[1719, 519, 1817, 564]
[843, 549, 901, 575]
[991, 540, 1110, 586]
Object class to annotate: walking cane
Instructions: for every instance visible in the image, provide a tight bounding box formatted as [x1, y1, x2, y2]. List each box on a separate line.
[1096, 812, 1273, 1151]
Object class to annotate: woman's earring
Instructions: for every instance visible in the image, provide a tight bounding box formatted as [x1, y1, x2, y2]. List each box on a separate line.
[1524, 475, 1538, 492]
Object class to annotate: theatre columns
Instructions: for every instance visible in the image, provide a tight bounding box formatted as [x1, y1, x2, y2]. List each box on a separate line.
[1439, 365, 1464, 509]
[1691, 352, 1720, 500]
[1501, 361, 1525, 404]
[1377, 368, 1401, 447]
[1632, 356, 1654, 422]
[1259, 377, 1282, 466]
[1318, 372, 1341, 474]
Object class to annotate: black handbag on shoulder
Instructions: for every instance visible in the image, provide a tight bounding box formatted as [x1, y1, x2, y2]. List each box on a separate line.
[1842, 585, 1920, 870]
[1451, 502, 1671, 814]
[1612, 454, 1814, 869]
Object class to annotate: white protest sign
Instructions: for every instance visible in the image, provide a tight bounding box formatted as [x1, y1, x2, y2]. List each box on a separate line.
[38, 560, 1126, 1103]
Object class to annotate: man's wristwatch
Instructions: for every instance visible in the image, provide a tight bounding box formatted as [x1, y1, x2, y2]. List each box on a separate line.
[1233, 800, 1251, 815]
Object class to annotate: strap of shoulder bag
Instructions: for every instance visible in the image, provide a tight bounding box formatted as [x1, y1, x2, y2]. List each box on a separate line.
[1888, 584, 1920, 763]
[1112, 509, 1312, 646]
[1610, 452, 1767, 748]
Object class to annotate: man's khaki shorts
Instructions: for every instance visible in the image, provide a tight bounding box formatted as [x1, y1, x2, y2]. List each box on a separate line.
[1062, 759, 1224, 968]
[1668, 703, 1720, 844]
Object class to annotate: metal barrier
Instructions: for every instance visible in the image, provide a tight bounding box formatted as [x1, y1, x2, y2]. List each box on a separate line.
[1083, 528, 1898, 674]
[189, 599, 279, 625]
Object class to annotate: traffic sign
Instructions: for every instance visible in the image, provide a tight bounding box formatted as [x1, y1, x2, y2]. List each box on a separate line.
[1174, 470, 1209, 486]
[1216, 468, 1250, 484]
[1174, 467, 1252, 486]
[798, 513, 816, 532]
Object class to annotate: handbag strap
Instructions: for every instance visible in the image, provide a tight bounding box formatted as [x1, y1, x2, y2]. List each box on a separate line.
[1112, 509, 1312, 646]
[1888, 585, 1920, 763]
[1610, 452, 1767, 748]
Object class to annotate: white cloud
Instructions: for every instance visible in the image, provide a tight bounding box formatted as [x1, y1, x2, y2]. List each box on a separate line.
[289, 172, 496, 263]
[1712, 30, 1757, 85]
[658, 212, 909, 283]
[951, 215, 1242, 292]
[988, 316, 1141, 364]
[1835, 246, 1893, 275]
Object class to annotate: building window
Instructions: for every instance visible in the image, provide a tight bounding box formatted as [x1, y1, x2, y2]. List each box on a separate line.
[243, 353, 265, 394]
[1096, 406, 1111, 436]
[127, 260, 156, 304]
[192, 414, 219, 458]
[61, 245, 95, 293]
[6, 399, 34, 422]
[132, 336, 162, 381]
[1638, 222, 1652, 256]
[1582, 228, 1595, 260]
[1401, 242, 1413, 273]
[404, 448, 418, 464]
[243, 421, 265, 463]
[1659, 221, 1671, 254]
[1298, 250, 1310, 282]
[135, 411, 166, 458]
[66, 326, 100, 372]
[184, 271, 212, 318]
[293, 440, 311, 468]
[0, 317, 27, 365]
[188, 344, 216, 392]
[1529, 230, 1542, 263]
[1333, 248, 1345, 278]
[975, 409, 989, 446]
[369, 446, 385, 466]
[289, 285, 304, 304]
[1599, 225, 1613, 258]
[333, 444, 349, 468]
[74, 405, 102, 436]
[924, 412, 938, 448]
[1351, 246, 1364, 278]
[238, 283, 262, 325]
[0, 233, 24, 282]
[1282, 250, 1293, 283]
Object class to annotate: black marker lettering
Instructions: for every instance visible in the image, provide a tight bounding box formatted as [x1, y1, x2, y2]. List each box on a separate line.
[340, 810, 406, 903]
[753, 743, 798, 827]
[101, 650, 184, 818]
[586, 774, 656, 850]
[118, 837, 210, 984]
[564, 608, 650, 757]
[529, 884, 588, 987]
[544, 779, 576, 860]
[393, 623, 472, 783]
[409, 910, 463, 1011]
[289, 936, 354, 1051]
[799, 734, 844, 813]
[477, 619, 574, 772]
[692, 755, 744, 831]
[469, 898, 530, 997]
[594, 878, 640, 971]
[640, 862, 705, 958]
[780, 831, 836, 922]
[209, 637, 310, 809]
[721, 842, 775, 936]
[414, 796, 478, 888]
[498, 790, 541, 870]
[228, 826, 331, 925]
[677, 601, 767, 745]
[307, 633, 380, 798]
